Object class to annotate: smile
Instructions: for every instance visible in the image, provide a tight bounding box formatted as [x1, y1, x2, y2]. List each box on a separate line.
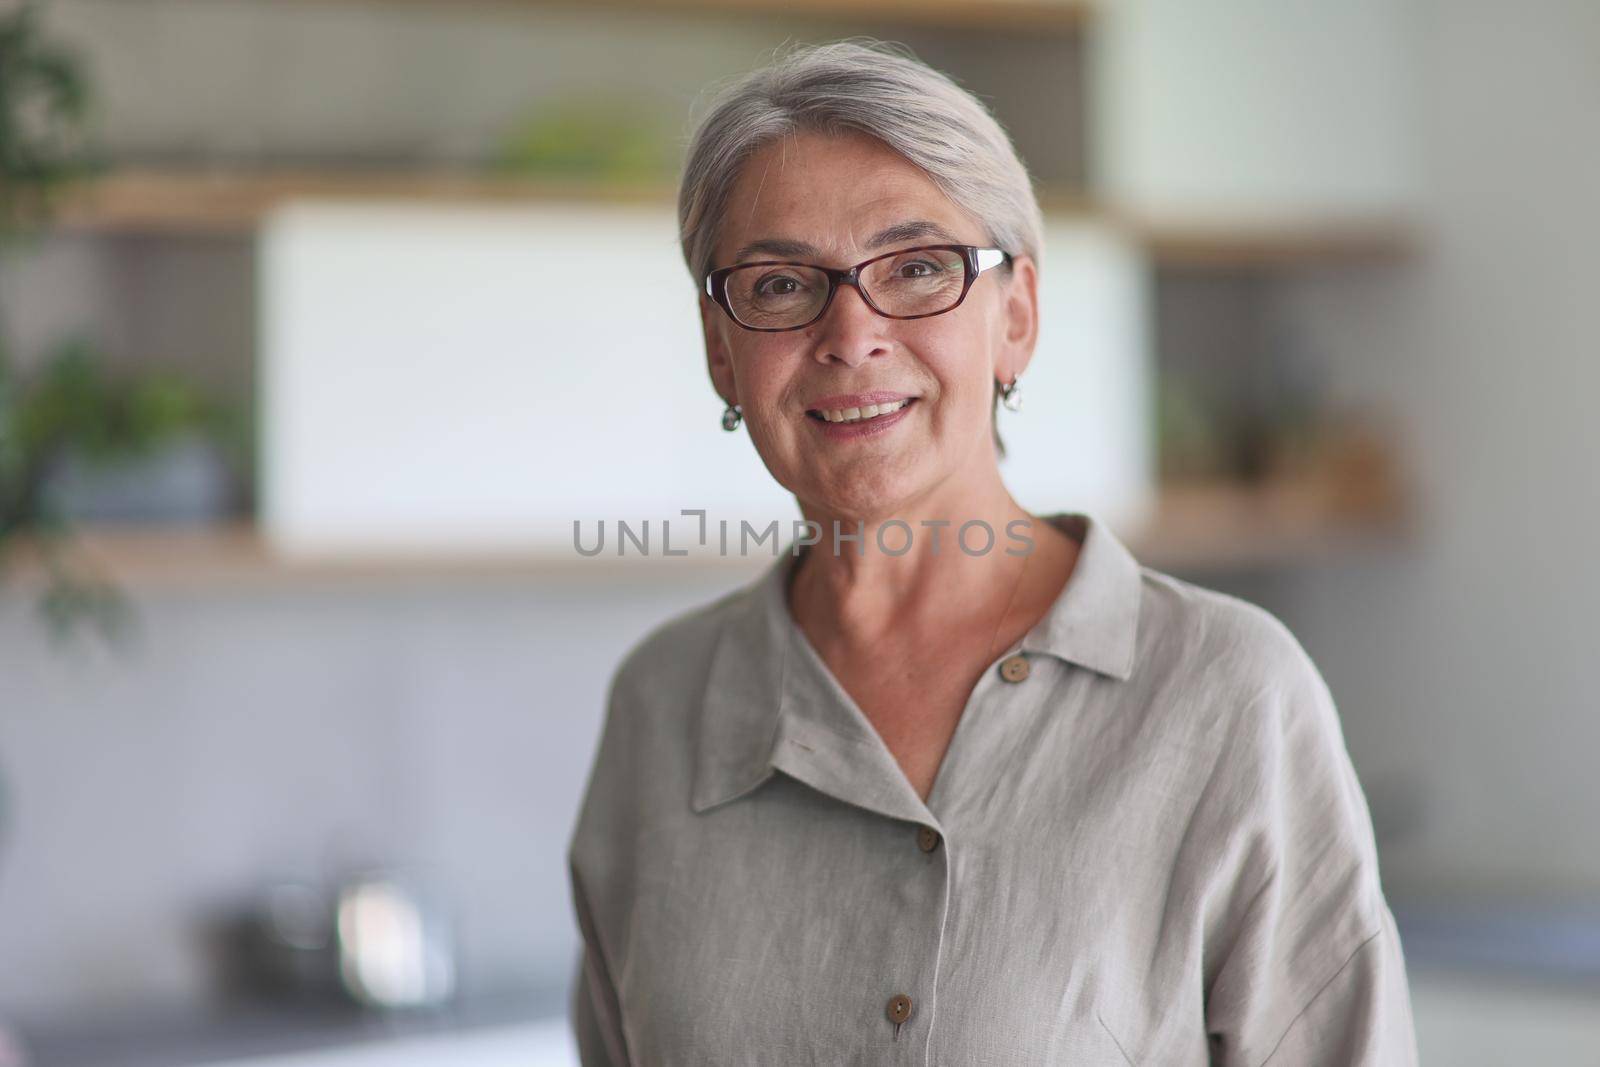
[807, 398, 916, 423]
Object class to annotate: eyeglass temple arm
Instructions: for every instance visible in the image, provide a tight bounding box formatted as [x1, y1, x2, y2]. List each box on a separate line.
[975, 248, 1009, 273]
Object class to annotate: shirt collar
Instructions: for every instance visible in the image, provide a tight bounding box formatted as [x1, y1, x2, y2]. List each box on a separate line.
[1015, 511, 1144, 681]
[689, 510, 1145, 816]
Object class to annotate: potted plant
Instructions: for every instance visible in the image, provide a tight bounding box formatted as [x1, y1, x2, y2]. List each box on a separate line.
[1, 0, 248, 645]
[0, 0, 115, 639]
[0, 9, 248, 1054]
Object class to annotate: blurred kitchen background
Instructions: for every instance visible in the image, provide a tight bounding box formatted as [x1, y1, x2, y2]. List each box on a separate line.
[0, 0, 1597, 1063]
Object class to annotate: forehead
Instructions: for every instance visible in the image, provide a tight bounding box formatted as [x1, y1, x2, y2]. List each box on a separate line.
[714, 129, 984, 266]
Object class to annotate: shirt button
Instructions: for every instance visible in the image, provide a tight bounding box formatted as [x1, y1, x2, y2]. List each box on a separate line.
[886, 993, 913, 1024]
[999, 653, 1031, 683]
[917, 826, 941, 853]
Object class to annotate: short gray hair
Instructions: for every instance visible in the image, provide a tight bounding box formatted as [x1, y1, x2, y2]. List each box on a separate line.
[677, 38, 1043, 283]
[676, 38, 1044, 457]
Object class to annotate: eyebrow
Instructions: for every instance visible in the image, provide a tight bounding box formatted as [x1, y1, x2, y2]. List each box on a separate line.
[731, 220, 965, 264]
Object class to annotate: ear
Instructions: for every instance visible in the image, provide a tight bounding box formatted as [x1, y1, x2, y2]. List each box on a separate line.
[996, 254, 1040, 383]
[701, 292, 739, 407]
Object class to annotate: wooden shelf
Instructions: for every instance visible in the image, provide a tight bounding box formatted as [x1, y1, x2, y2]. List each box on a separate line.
[1132, 478, 1419, 573]
[46, 168, 683, 234]
[0, 519, 766, 591]
[45, 168, 1417, 266]
[0, 482, 1417, 592]
[500, 0, 1093, 32]
[1126, 212, 1421, 269]
[43, 168, 1102, 233]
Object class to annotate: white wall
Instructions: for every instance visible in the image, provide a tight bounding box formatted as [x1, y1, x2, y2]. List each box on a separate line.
[0, 571, 750, 1018]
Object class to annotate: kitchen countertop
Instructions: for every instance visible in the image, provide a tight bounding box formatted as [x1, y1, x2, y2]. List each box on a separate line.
[16, 904, 1600, 1066]
[1391, 899, 1600, 982]
[13, 986, 572, 1067]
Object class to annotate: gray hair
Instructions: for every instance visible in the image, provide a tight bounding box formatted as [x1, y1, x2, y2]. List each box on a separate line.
[677, 38, 1042, 282]
[676, 38, 1044, 457]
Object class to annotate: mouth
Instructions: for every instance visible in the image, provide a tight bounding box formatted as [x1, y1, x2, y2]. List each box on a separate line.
[805, 397, 919, 424]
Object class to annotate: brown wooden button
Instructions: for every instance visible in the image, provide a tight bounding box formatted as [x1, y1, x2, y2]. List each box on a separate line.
[917, 826, 941, 853]
[998, 654, 1031, 683]
[886, 993, 913, 1024]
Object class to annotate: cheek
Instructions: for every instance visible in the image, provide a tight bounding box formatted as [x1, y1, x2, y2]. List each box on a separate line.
[729, 350, 806, 440]
[726, 341, 788, 400]
[916, 337, 993, 415]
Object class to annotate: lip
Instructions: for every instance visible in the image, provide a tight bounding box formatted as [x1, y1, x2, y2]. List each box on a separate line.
[804, 391, 916, 414]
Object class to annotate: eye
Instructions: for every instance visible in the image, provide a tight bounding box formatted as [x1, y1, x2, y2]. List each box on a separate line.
[749, 269, 819, 298]
[756, 274, 800, 295]
[890, 254, 958, 279]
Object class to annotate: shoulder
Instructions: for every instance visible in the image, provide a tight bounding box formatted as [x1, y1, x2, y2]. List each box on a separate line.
[569, 575, 760, 865]
[1129, 565, 1369, 847]
[1133, 567, 1382, 879]
[1133, 565, 1324, 717]
[604, 573, 758, 711]
[584, 571, 766, 785]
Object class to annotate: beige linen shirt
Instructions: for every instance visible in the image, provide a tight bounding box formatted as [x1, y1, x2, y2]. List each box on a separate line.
[566, 511, 1418, 1065]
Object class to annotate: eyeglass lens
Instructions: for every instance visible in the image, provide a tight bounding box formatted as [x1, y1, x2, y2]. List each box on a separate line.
[723, 247, 968, 329]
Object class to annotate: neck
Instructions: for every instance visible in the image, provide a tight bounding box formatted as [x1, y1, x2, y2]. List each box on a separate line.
[785, 461, 1067, 653]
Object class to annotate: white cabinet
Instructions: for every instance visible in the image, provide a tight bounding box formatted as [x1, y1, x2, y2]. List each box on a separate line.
[1089, 0, 1417, 222]
[259, 199, 770, 557]
[260, 201, 1154, 558]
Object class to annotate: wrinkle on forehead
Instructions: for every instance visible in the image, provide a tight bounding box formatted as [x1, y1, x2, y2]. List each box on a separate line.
[724, 128, 979, 262]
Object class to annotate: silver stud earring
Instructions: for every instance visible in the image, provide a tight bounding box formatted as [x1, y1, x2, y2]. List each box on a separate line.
[999, 376, 1023, 413]
[721, 402, 743, 431]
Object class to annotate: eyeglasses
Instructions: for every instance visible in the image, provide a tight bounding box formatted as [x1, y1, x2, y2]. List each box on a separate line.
[704, 243, 1014, 332]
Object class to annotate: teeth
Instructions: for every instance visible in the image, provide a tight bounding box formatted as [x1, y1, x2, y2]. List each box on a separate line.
[822, 399, 908, 423]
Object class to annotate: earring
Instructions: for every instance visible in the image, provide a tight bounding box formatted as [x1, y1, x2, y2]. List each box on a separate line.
[999, 376, 1023, 413]
[721, 402, 743, 431]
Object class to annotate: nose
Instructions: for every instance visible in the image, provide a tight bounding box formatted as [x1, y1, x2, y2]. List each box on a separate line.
[811, 277, 890, 366]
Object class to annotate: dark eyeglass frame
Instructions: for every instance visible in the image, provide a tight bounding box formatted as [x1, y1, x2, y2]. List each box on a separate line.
[703, 243, 1014, 333]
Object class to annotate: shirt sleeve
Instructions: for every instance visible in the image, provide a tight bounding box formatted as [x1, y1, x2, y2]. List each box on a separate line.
[1202, 628, 1420, 1067]
[570, 860, 632, 1067]
[1256, 903, 1419, 1066]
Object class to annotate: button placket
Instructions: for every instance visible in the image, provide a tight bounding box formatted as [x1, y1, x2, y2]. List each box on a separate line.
[883, 819, 944, 1052]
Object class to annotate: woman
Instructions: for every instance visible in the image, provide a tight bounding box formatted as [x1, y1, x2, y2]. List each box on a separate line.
[567, 39, 1417, 1066]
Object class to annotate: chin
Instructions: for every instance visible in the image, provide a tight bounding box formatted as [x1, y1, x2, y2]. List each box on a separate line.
[814, 485, 919, 524]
